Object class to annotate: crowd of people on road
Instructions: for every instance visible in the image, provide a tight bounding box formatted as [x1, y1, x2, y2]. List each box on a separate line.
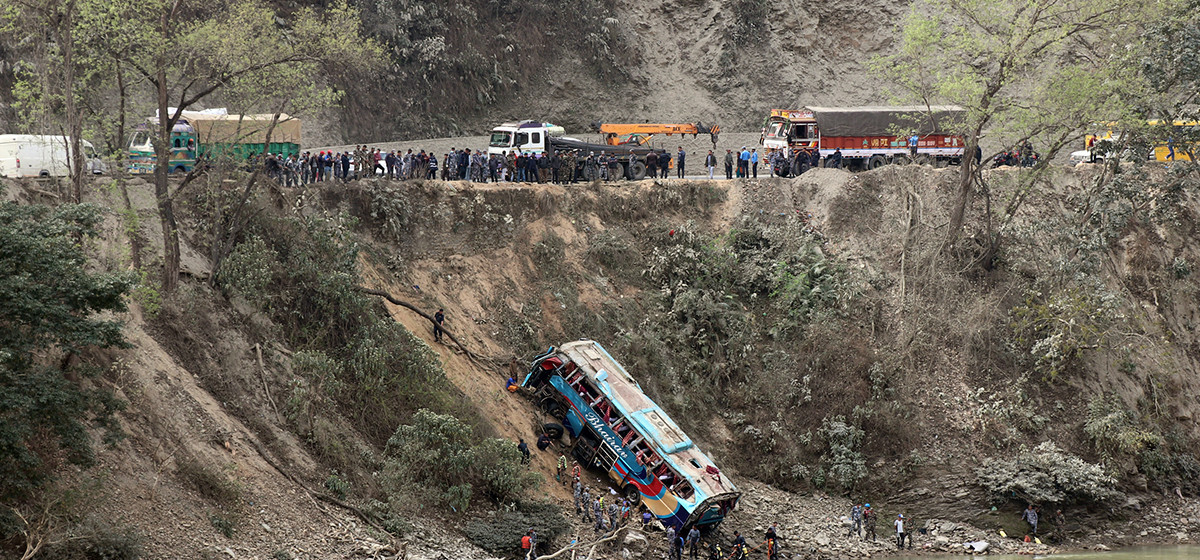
[259, 141, 868, 188]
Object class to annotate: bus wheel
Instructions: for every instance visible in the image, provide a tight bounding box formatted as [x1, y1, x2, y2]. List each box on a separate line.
[539, 397, 561, 415]
[623, 483, 641, 502]
[543, 422, 565, 439]
[867, 155, 887, 170]
[174, 165, 187, 173]
[628, 161, 647, 180]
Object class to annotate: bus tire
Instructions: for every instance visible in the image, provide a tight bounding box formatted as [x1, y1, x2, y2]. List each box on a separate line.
[867, 155, 887, 170]
[539, 397, 561, 415]
[173, 165, 187, 173]
[543, 422, 565, 440]
[628, 161, 647, 180]
[623, 483, 641, 502]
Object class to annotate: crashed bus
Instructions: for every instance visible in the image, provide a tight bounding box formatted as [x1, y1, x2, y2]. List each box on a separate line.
[523, 340, 740, 532]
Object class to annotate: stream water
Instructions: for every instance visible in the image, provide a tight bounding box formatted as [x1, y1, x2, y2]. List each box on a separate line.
[910, 545, 1200, 560]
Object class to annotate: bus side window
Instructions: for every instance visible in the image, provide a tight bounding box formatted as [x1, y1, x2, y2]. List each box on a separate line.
[173, 138, 182, 148]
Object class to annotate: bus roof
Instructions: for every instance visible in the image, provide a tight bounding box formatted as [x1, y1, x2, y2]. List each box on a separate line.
[557, 340, 737, 499]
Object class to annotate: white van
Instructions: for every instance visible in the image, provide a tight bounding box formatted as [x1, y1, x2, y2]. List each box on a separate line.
[0, 135, 107, 178]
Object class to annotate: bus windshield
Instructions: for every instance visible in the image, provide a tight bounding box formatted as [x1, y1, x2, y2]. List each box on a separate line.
[130, 131, 151, 150]
[489, 131, 513, 147]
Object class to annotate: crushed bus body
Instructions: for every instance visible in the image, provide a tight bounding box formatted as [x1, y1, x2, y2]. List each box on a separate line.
[523, 340, 740, 532]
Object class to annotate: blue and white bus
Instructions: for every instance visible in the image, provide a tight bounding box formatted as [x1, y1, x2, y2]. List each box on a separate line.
[523, 340, 740, 531]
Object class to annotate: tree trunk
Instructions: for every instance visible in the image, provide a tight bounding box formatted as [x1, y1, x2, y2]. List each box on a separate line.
[154, 69, 180, 292]
[56, 1, 85, 204]
[946, 138, 976, 243]
[115, 60, 127, 158]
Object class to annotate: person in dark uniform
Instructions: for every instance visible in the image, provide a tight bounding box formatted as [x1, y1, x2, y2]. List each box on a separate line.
[433, 308, 445, 342]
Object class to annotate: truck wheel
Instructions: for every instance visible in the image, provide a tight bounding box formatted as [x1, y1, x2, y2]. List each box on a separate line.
[867, 155, 887, 170]
[628, 161, 647, 180]
[791, 159, 803, 176]
[543, 423, 565, 440]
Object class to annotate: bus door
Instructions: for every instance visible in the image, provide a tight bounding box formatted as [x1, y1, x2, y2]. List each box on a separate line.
[573, 427, 600, 466]
[595, 442, 619, 471]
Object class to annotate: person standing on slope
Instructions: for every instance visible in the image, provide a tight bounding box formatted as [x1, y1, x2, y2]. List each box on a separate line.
[1022, 504, 1039, 536]
[863, 503, 876, 541]
[847, 503, 862, 539]
[894, 514, 907, 549]
[433, 308, 445, 343]
[676, 147, 686, 178]
[705, 150, 716, 179]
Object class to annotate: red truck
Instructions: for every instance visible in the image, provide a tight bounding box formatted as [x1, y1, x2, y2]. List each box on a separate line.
[760, 106, 966, 175]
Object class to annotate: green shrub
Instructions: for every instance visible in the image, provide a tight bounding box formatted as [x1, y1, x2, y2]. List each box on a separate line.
[381, 409, 540, 512]
[0, 202, 134, 501]
[1084, 394, 1162, 462]
[1009, 285, 1121, 380]
[464, 502, 570, 554]
[1139, 448, 1200, 494]
[41, 520, 143, 560]
[324, 471, 351, 500]
[587, 231, 642, 274]
[975, 442, 1119, 504]
[219, 235, 277, 303]
[220, 214, 460, 445]
[817, 415, 867, 492]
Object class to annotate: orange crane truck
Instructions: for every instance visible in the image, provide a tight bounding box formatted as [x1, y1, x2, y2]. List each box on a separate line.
[591, 122, 720, 149]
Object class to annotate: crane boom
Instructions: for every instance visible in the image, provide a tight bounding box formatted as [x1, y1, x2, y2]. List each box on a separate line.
[590, 121, 720, 149]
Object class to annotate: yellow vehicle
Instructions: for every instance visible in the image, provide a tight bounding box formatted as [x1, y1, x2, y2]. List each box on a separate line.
[1148, 120, 1197, 162]
[590, 122, 720, 149]
[1071, 120, 1197, 163]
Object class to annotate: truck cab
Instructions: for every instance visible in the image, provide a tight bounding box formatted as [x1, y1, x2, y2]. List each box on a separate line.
[488, 121, 565, 157]
[761, 109, 818, 155]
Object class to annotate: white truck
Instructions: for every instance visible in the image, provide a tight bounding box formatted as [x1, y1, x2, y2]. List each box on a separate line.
[487, 120, 668, 180]
[0, 134, 107, 178]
